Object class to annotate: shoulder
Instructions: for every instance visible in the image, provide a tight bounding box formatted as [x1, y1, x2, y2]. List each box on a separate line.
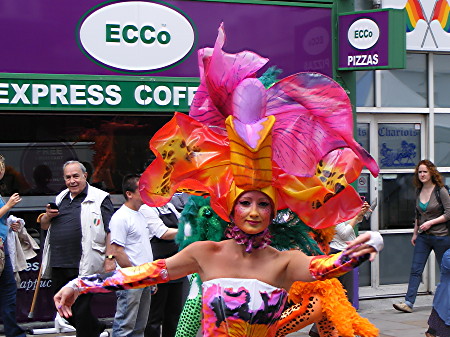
[184, 240, 228, 256]
[438, 186, 450, 201]
[87, 185, 109, 198]
[167, 203, 181, 217]
[139, 204, 159, 219]
[111, 205, 131, 221]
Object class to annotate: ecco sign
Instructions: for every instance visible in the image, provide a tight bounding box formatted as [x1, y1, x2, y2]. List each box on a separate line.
[78, 1, 196, 72]
[338, 9, 406, 71]
[348, 18, 380, 50]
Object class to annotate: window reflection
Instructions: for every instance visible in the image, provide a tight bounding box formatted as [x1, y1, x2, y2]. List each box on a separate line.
[380, 53, 427, 107]
[356, 71, 374, 107]
[435, 114, 450, 167]
[379, 173, 415, 230]
[434, 54, 450, 108]
[356, 123, 370, 152]
[0, 115, 172, 197]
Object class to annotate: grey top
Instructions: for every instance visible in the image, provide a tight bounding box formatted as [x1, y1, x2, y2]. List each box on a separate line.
[416, 186, 450, 236]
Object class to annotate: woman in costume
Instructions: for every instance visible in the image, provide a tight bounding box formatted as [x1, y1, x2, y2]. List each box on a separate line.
[174, 197, 379, 337]
[54, 24, 383, 337]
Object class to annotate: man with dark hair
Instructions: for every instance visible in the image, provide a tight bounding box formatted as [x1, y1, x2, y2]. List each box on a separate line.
[39, 160, 115, 337]
[110, 174, 175, 337]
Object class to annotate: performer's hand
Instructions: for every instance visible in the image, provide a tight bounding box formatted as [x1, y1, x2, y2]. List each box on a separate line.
[54, 287, 79, 318]
[345, 232, 380, 262]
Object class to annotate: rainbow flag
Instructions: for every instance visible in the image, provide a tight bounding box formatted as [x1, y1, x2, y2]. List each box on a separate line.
[405, 0, 426, 32]
[432, 0, 450, 32]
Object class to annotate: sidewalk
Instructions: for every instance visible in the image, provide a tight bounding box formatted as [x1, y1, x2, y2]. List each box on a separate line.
[290, 294, 434, 337]
[2, 295, 434, 336]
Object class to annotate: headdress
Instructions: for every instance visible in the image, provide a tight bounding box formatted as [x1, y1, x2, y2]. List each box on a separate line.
[140, 23, 379, 229]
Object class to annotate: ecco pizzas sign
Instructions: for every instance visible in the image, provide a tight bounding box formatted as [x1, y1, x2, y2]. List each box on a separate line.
[338, 9, 406, 70]
[77, 1, 196, 72]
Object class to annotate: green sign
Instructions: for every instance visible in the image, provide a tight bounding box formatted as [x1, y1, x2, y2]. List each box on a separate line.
[0, 73, 200, 112]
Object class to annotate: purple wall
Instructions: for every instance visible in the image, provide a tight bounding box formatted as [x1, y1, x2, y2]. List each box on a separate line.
[0, 0, 332, 77]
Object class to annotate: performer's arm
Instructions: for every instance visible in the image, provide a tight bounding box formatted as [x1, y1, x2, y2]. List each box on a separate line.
[309, 231, 383, 281]
[55, 241, 201, 318]
[286, 231, 383, 284]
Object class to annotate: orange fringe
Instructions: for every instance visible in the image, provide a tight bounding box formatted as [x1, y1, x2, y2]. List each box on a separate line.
[310, 226, 335, 254]
[288, 279, 379, 337]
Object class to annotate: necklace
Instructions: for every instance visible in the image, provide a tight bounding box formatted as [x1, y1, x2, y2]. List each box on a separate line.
[225, 224, 272, 253]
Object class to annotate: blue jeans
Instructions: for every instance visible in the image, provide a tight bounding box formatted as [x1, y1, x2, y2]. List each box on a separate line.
[113, 287, 151, 337]
[405, 233, 450, 307]
[0, 241, 25, 337]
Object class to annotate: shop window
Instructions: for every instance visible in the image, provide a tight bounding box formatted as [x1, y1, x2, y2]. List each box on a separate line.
[379, 233, 415, 285]
[378, 123, 421, 169]
[356, 71, 374, 107]
[0, 114, 172, 199]
[356, 122, 370, 151]
[435, 114, 450, 167]
[379, 173, 416, 230]
[380, 53, 427, 107]
[434, 54, 450, 108]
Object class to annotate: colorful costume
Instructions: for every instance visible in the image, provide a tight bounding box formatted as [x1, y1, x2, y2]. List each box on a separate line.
[174, 197, 378, 337]
[65, 24, 381, 337]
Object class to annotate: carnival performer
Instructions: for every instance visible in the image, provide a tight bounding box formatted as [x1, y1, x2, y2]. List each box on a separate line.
[174, 197, 378, 337]
[54, 24, 382, 337]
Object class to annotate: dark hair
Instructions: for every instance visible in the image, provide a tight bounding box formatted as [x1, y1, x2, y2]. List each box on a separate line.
[122, 174, 141, 200]
[413, 159, 443, 189]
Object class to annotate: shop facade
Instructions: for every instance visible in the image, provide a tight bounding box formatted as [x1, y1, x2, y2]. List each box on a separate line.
[1, 0, 339, 322]
[355, 0, 450, 299]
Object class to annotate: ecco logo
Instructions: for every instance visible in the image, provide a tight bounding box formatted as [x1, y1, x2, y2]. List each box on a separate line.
[348, 18, 380, 50]
[106, 24, 171, 45]
[78, 1, 196, 72]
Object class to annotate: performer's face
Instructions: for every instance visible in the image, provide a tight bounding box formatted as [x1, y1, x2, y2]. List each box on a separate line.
[233, 191, 272, 234]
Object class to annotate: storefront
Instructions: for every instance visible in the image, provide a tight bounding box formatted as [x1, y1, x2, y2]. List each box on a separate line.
[355, 0, 450, 299]
[1, 0, 338, 322]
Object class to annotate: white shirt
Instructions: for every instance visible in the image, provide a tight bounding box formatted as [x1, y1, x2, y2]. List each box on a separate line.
[139, 203, 180, 234]
[329, 221, 357, 251]
[109, 205, 153, 266]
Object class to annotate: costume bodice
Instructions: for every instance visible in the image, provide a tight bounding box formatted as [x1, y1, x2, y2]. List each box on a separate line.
[201, 278, 287, 337]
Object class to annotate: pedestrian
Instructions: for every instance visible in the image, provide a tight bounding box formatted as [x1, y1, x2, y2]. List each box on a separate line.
[329, 201, 371, 304]
[38, 160, 115, 337]
[394, 159, 450, 313]
[109, 174, 152, 337]
[111, 174, 178, 337]
[0, 154, 26, 337]
[425, 248, 450, 337]
[142, 202, 188, 337]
